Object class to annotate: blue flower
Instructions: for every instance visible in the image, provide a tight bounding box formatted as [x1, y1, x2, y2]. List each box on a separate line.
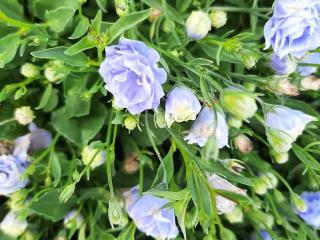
[0, 124, 51, 196]
[296, 192, 320, 227]
[185, 107, 229, 148]
[99, 38, 167, 115]
[251, 230, 272, 240]
[124, 186, 179, 240]
[165, 86, 201, 127]
[264, 0, 320, 58]
[269, 53, 297, 75]
[298, 52, 320, 76]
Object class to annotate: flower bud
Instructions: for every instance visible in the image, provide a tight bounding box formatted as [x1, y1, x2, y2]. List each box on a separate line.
[273, 78, 299, 96]
[124, 115, 137, 131]
[14, 106, 35, 125]
[155, 108, 167, 128]
[23, 230, 36, 240]
[220, 88, 257, 121]
[108, 198, 128, 228]
[115, 0, 128, 17]
[81, 145, 106, 169]
[260, 172, 278, 189]
[244, 82, 256, 92]
[227, 117, 242, 129]
[20, 63, 40, 78]
[0, 211, 28, 238]
[162, 19, 175, 33]
[241, 50, 257, 69]
[64, 210, 84, 229]
[271, 150, 289, 164]
[123, 153, 139, 174]
[149, 8, 162, 22]
[209, 10, 227, 29]
[234, 134, 253, 154]
[165, 86, 201, 127]
[186, 11, 211, 40]
[221, 159, 245, 175]
[44, 60, 68, 83]
[7, 191, 28, 212]
[301, 76, 320, 91]
[224, 206, 243, 224]
[253, 179, 268, 195]
[292, 193, 307, 213]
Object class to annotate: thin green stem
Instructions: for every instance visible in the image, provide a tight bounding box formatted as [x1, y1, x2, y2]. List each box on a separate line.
[105, 111, 115, 197]
[0, 118, 15, 126]
[209, 6, 271, 12]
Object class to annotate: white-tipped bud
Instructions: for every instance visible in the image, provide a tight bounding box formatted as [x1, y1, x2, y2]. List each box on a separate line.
[14, 106, 35, 125]
[20, 63, 40, 78]
[209, 10, 227, 29]
[234, 134, 253, 154]
[224, 206, 243, 224]
[301, 76, 320, 91]
[186, 11, 211, 40]
[124, 116, 137, 131]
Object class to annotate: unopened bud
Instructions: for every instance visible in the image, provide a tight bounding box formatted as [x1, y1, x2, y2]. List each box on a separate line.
[186, 11, 211, 40]
[301, 76, 320, 91]
[271, 150, 289, 164]
[228, 117, 242, 129]
[241, 50, 257, 69]
[20, 63, 40, 78]
[64, 210, 84, 229]
[108, 198, 128, 228]
[115, 0, 128, 17]
[0, 211, 27, 238]
[44, 60, 68, 83]
[162, 19, 175, 33]
[224, 206, 243, 224]
[14, 106, 35, 125]
[253, 178, 268, 195]
[7, 191, 28, 212]
[292, 193, 307, 213]
[209, 10, 227, 29]
[260, 172, 278, 189]
[222, 159, 245, 175]
[124, 116, 137, 131]
[81, 145, 106, 169]
[154, 108, 166, 128]
[123, 153, 139, 174]
[234, 134, 253, 154]
[221, 87, 257, 121]
[149, 8, 162, 22]
[275, 78, 299, 96]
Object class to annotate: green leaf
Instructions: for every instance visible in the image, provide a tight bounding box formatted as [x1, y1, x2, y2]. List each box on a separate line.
[0, 33, 20, 68]
[31, 47, 89, 67]
[59, 183, 76, 202]
[37, 84, 53, 109]
[45, 7, 76, 32]
[64, 37, 95, 56]
[108, 9, 152, 44]
[174, 198, 190, 240]
[29, 189, 75, 222]
[43, 89, 59, 112]
[69, 17, 90, 39]
[117, 222, 136, 240]
[96, 0, 108, 12]
[51, 102, 107, 146]
[0, 0, 25, 21]
[51, 152, 61, 187]
[91, 10, 102, 33]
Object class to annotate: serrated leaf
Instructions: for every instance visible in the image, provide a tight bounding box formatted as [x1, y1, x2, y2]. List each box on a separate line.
[46, 7, 76, 32]
[69, 17, 90, 39]
[0, 33, 20, 68]
[108, 9, 152, 44]
[31, 47, 89, 67]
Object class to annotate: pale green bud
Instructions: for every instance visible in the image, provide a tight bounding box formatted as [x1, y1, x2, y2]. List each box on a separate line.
[44, 60, 68, 83]
[162, 19, 175, 33]
[253, 178, 268, 195]
[244, 82, 256, 92]
[224, 206, 243, 224]
[241, 50, 257, 69]
[7, 191, 28, 212]
[222, 158, 245, 175]
[154, 108, 167, 128]
[14, 106, 35, 125]
[292, 193, 307, 213]
[81, 145, 106, 169]
[221, 88, 257, 120]
[260, 172, 278, 189]
[124, 116, 137, 131]
[228, 117, 243, 129]
[115, 0, 129, 17]
[209, 10, 227, 29]
[20, 63, 40, 78]
[108, 198, 128, 228]
[271, 150, 289, 164]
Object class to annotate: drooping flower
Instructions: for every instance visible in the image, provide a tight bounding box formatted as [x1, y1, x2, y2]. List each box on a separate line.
[0, 211, 28, 238]
[123, 186, 179, 240]
[296, 192, 320, 227]
[165, 86, 201, 127]
[298, 52, 320, 76]
[0, 123, 51, 196]
[269, 53, 297, 76]
[264, 105, 316, 153]
[63, 210, 84, 229]
[99, 38, 167, 115]
[220, 87, 257, 121]
[264, 0, 320, 58]
[208, 174, 246, 214]
[186, 11, 211, 40]
[185, 107, 229, 148]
